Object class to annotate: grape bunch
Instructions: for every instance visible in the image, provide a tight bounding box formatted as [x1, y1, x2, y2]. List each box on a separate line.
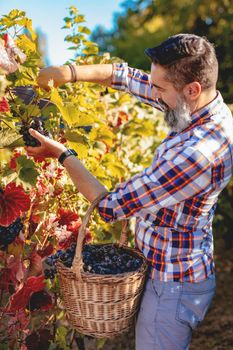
[0, 218, 23, 250]
[82, 244, 143, 274]
[19, 119, 49, 147]
[44, 244, 143, 280]
[28, 290, 53, 311]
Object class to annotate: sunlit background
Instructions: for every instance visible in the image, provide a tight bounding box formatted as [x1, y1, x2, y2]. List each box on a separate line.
[1, 0, 123, 65]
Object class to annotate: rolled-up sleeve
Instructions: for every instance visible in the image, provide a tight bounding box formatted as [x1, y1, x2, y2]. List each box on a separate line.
[111, 62, 164, 111]
[98, 147, 212, 222]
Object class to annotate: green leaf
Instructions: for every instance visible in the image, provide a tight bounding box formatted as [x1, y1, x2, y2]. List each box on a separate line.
[68, 140, 88, 158]
[118, 93, 132, 105]
[18, 166, 39, 186]
[78, 26, 91, 35]
[62, 17, 72, 28]
[97, 338, 107, 349]
[102, 154, 126, 179]
[64, 34, 85, 44]
[24, 18, 37, 41]
[63, 16, 71, 22]
[60, 102, 78, 125]
[0, 128, 23, 149]
[55, 326, 69, 350]
[75, 114, 95, 127]
[89, 126, 114, 147]
[51, 90, 80, 126]
[50, 88, 63, 109]
[73, 14, 86, 23]
[17, 34, 36, 52]
[0, 148, 12, 163]
[25, 104, 41, 118]
[64, 130, 89, 158]
[16, 155, 35, 169]
[69, 6, 78, 15]
[82, 43, 99, 55]
[16, 155, 39, 186]
[14, 66, 38, 86]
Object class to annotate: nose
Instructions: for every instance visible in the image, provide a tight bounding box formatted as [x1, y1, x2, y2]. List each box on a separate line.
[150, 85, 161, 100]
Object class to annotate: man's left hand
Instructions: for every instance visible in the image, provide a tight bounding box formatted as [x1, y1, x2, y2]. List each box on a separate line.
[25, 129, 67, 159]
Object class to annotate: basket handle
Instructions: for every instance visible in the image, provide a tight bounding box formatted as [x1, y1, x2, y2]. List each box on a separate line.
[71, 191, 129, 278]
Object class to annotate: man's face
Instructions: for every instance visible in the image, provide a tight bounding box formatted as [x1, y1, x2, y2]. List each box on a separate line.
[150, 63, 192, 132]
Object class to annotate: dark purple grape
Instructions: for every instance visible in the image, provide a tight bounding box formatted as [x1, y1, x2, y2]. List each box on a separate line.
[28, 290, 53, 311]
[0, 218, 23, 250]
[43, 243, 142, 279]
[19, 119, 49, 147]
[45, 257, 54, 266]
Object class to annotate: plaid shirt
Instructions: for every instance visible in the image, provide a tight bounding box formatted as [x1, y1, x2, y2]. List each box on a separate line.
[98, 63, 233, 282]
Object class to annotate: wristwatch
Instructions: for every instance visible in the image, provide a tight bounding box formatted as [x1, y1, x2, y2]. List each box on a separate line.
[58, 148, 78, 165]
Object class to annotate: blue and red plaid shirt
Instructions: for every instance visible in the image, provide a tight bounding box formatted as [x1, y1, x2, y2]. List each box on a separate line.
[98, 63, 233, 282]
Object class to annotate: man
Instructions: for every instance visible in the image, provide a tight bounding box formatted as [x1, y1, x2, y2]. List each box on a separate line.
[26, 34, 233, 350]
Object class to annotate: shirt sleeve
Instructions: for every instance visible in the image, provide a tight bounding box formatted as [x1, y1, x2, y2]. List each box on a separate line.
[98, 147, 212, 222]
[111, 62, 164, 111]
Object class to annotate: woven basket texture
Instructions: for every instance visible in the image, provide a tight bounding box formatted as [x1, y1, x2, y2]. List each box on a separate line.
[56, 192, 148, 338]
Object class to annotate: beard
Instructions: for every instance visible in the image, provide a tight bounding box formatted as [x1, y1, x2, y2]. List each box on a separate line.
[159, 95, 192, 133]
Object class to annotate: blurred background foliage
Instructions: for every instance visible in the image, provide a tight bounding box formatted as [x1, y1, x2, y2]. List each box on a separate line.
[92, 0, 233, 252]
[92, 0, 233, 104]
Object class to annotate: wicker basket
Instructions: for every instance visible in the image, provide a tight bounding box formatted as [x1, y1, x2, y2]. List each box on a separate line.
[56, 192, 148, 338]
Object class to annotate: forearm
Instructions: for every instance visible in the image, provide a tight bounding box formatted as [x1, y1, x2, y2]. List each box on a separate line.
[62, 155, 107, 202]
[38, 64, 113, 88]
[72, 64, 113, 86]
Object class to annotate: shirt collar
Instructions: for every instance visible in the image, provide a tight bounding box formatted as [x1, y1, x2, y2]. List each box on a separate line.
[166, 91, 224, 138]
[190, 91, 223, 126]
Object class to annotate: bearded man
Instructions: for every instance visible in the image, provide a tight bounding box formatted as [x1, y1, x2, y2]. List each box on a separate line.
[26, 34, 233, 350]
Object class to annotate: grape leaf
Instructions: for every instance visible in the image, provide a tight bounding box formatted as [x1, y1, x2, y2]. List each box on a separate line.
[0, 128, 23, 148]
[64, 129, 89, 158]
[78, 26, 91, 35]
[8, 275, 45, 311]
[17, 34, 36, 52]
[16, 155, 40, 187]
[0, 182, 30, 226]
[102, 154, 126, 179]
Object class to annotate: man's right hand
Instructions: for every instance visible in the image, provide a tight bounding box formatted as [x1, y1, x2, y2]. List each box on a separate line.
[37, 65, 72, 89]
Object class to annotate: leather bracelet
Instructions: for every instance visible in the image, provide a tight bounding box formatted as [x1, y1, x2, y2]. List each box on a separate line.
[68, 63, 78, 83]
[58, 148, 78, 165]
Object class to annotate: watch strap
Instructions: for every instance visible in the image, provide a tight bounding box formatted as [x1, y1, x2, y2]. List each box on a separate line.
[58, 148, 78, 165]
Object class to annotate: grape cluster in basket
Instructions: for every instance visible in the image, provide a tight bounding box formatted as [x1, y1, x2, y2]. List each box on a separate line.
[0, 218, 23, 250]
[44, 244, 143, 280]
[19, 119, 49, 147]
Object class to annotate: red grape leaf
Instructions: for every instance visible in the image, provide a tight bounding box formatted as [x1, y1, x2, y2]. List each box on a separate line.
[37, 243, 54, 258]
[0, 182, 30, 226]
[26, 251, 43, 277]
[0, 97, 10, 112]
[8, 275, 45, 311]
[56, 208, 79, 226]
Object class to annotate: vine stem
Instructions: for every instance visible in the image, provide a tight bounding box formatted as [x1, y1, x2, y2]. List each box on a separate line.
[0, 117, 14, 129]
[0, 251, 8, 307]
[24, 197, 34, 240]
[70, 329, 76, 348]
[6, 89, 23, 119]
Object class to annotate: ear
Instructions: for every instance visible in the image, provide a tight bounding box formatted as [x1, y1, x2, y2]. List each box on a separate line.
[183, 82, 202, 101]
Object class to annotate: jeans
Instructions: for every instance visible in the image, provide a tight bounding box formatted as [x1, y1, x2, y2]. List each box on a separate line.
[135, 275, 216, 350]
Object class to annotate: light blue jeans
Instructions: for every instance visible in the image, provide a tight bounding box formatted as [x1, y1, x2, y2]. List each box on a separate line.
[136, 275, 216, 350]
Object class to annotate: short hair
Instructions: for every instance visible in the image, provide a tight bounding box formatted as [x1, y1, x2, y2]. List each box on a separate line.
[145, 34, 218, 90]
